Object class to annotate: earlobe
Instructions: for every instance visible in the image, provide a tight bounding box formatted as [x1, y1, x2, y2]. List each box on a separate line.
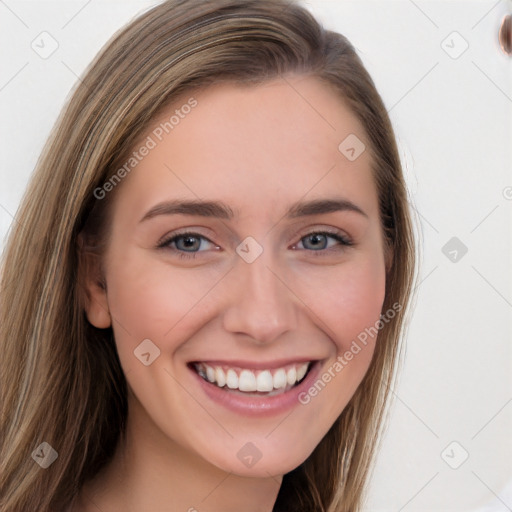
[77, 234, 111, 329]
[84, 278, 112, 329]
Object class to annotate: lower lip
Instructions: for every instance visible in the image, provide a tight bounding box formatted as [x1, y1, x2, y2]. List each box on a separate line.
[189, 361, 322, 417]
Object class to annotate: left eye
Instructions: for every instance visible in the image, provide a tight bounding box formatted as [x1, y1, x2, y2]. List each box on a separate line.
[295, 232, 350, 251]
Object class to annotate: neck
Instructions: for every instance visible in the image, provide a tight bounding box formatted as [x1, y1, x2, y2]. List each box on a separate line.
[77, 391, 282, 512]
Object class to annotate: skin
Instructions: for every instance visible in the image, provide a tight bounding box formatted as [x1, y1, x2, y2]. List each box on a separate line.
[77, 75, 387, 512]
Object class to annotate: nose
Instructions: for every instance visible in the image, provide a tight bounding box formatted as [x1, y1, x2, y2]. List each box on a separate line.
[221, 252, 298, 344]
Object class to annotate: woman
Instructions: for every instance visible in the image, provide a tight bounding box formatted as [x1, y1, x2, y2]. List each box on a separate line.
[0, 1, 415, 510]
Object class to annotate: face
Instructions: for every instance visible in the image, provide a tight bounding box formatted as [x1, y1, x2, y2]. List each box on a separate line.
[85, 75, 387, 478]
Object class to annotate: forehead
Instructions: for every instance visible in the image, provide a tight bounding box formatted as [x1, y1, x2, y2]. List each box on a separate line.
[113, 76, 378, 222]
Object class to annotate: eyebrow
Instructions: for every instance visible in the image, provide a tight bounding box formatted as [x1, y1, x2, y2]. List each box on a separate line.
[139, 197, 368, 223]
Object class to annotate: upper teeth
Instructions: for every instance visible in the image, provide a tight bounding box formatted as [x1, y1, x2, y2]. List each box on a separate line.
[194, 362, 310, 392]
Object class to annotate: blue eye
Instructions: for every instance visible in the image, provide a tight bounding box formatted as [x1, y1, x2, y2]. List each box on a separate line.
[296, 232, 352, 253]
[158, 232, 216, 259]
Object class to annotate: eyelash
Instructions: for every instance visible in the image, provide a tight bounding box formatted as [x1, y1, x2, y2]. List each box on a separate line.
[157, 229, 353, 260]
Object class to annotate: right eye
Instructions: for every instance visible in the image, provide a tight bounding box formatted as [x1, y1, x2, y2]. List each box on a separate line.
[157, 232, 219, 259]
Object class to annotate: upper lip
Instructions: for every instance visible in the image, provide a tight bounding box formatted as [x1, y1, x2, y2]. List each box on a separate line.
[188, 358, 318, 370]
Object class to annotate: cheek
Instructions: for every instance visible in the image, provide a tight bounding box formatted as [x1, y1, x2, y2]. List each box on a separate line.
[292, 250, 385, 410]
[296, 252, 386, 351]
[293, 255, 386, 420]
[104, 250, 227, 369]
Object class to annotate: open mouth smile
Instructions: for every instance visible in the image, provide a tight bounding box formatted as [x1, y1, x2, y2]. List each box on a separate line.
[187, 359, 321, 416]
[191, 361, 312, 396]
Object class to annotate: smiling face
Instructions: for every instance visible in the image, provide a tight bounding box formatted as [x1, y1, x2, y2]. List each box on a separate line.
[84, 75, 387, 478]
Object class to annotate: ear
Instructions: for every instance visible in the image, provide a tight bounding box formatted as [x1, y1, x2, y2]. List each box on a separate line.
[77, 233, 111, 329]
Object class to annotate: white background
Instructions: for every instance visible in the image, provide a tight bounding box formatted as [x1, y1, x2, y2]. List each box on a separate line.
[1, 1, 511, 510]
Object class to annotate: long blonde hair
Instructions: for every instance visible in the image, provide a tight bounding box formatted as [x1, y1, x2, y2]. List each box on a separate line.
[0, 1, 415, 510]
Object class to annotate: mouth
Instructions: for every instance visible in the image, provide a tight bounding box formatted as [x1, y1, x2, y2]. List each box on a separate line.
[189, 360, 314, 397]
